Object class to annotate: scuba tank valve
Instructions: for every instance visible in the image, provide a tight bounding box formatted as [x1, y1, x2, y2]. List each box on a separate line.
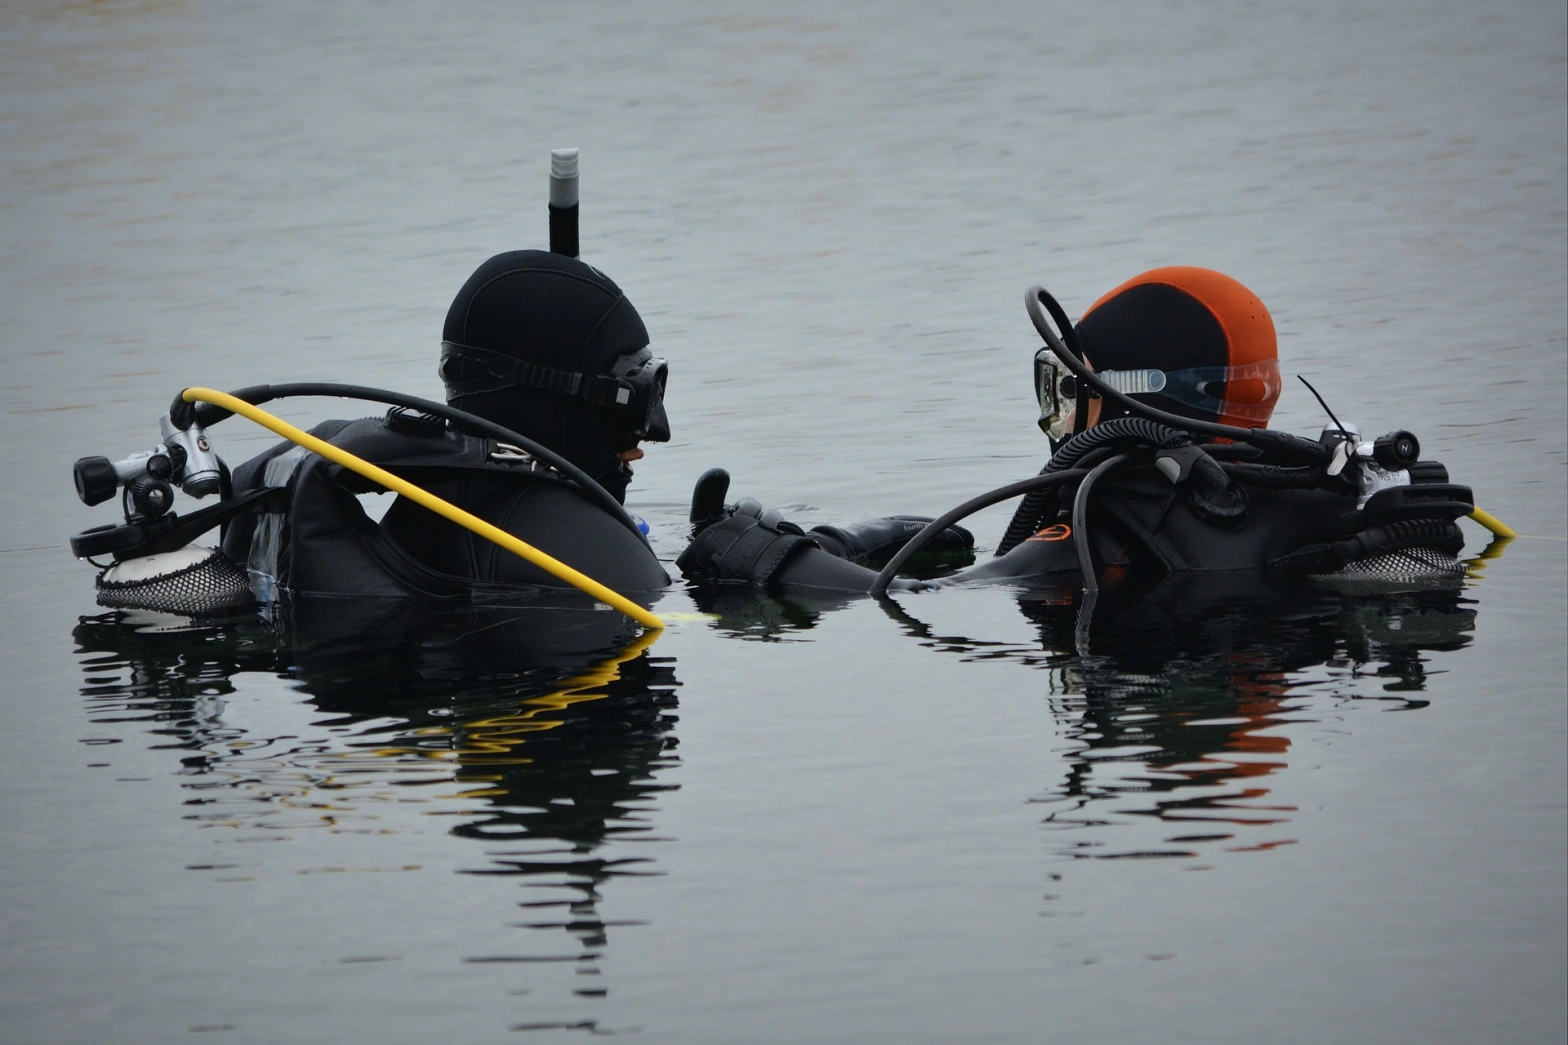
[1317, 419, 1426, 510]
[159, 412, 224, 497]
[73, 413, 226, 511]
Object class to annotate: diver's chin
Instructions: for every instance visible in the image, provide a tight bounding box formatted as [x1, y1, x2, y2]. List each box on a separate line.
[615, 462, 637, 498]
[616, 447, 644, 479]
[588, 460, 634, 505]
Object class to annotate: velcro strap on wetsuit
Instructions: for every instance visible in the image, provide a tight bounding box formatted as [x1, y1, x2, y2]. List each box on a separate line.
[676, 499, 818, 585]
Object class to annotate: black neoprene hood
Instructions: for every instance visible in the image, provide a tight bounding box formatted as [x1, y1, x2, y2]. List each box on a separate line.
[1075, 282, 1229, 424]
[1071, 267, 1279, 429]
[443, 250, 649, 375]
[441, 250, 658, 503]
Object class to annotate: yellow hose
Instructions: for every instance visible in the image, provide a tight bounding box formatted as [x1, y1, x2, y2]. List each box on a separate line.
[181, 387, 664, 631]
[1468, 508, 1517, 539]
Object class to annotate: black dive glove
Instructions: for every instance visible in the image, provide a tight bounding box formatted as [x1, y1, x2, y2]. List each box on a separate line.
[679, 468, 975, 584]
[677, 496, 820, 586]
[808, 517, 974, 567]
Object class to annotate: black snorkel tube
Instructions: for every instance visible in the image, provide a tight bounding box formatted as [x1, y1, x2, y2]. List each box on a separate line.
[869, 470, 1091, 594]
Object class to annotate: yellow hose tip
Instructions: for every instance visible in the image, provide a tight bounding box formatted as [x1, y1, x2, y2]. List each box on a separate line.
[1469, 508, 1517, 539]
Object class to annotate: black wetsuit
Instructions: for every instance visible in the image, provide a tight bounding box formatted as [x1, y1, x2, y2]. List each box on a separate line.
[221, 415, 667, 601]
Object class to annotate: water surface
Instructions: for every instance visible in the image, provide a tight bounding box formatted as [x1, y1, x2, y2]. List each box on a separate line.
[1, 1, 1564, 1042]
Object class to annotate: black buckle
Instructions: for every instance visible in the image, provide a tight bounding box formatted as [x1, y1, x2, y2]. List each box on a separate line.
[70, 488, 281, 561]
[1362, 483, 1474, 526]
[588, 375, 636, 410]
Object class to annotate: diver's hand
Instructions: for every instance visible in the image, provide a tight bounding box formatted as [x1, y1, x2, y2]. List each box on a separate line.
[676, 497, 819, 586]
[809, 516, 975, 567]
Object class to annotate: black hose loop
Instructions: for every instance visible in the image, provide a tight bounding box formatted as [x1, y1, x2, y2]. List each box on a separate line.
[178, 382, 648, 547]
[1050, 417, 1191, 470]
[1363, 518, 1463, 555]
[996, 417, 1191, 556]
[1222, 461, 1350, 491]
[869, 469, 1090, 595]
[1072, 452, 1134, 594]
[1273, 517, 1464, 574]
[1025, 285, 1086, 361]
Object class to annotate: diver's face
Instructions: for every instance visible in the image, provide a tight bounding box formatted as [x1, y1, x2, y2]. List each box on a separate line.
[610, 347, 670, 443]
[604, 347, 669, 477]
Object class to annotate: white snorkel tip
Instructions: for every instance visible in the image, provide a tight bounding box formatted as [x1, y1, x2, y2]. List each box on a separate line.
[549, 147, 580, 257]
[549, 147, 580, 208]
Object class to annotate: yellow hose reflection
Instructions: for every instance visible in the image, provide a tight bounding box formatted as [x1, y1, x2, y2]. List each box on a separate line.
[358, 627, 663, 782]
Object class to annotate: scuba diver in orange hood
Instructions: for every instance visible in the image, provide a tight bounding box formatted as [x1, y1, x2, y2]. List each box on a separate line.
[1041, 266, 1280, 440]
[678, 266, 1482, 594]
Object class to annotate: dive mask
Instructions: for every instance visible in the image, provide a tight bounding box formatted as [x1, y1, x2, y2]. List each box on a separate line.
[1034, 346, 1281, 439]
[607, 347, 671, 442]
[441, 341, 670, 441]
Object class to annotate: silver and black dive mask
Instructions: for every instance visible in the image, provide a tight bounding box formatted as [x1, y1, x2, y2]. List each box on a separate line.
[440, 341, 670, 442]
[1034, 346, 1281, 440]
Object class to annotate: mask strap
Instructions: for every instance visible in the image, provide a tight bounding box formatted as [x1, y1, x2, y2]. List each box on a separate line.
[440, 341, 636, 410]
[1096, 369, 1167, 395]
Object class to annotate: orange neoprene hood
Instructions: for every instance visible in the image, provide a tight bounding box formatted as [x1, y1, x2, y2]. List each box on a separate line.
[1076, 266, 1279, 428]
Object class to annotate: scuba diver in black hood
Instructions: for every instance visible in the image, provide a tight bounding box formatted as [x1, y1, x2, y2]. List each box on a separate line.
[68, 151, 687, 618]
[437, 249, 668, 508]
[374, 248, 674, 591]
[65, 245, 671, 614]
[678, 266, 1501, 595]
[212, 248, 675, 601]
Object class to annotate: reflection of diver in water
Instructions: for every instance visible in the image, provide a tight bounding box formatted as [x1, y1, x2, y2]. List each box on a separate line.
[72, 600, 680, 1015]
[879, 571, 1481, 861]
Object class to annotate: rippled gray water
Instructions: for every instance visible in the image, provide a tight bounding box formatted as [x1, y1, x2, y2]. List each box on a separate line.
[2, 1, 1565, 1042]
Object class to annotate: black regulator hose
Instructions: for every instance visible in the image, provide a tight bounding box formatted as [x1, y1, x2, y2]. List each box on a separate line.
[1025, 286, 1332, 467]
[168, 382, 649, 547]
[869, 469, 1090, 595]
[1272, 517, 1464, 574]
[1072, 452, 1135, 593]
[1222, 461, 1353, 491]
[996, 416, 1192, 556]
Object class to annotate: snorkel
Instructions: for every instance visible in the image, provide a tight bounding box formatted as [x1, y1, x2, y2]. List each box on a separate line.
[549, 147, 579, 258]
